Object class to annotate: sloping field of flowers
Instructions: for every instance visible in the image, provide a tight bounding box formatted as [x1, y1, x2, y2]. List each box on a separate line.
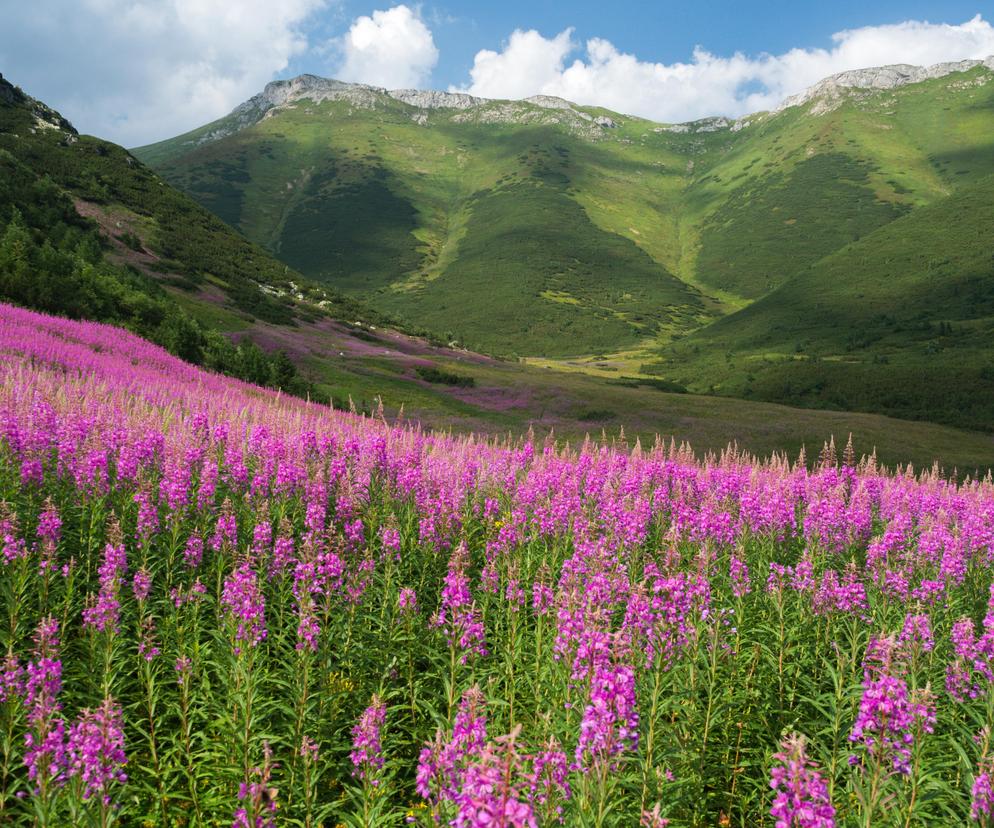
[2, 301, 994, 826]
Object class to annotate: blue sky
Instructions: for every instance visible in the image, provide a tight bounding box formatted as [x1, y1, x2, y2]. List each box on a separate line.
[1, 1, 992, 145]
[317, 0, 991, 87]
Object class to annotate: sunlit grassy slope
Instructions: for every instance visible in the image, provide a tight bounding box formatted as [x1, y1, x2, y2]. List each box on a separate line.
[1, 70, 993, 473]
[135, 66, 994, 431]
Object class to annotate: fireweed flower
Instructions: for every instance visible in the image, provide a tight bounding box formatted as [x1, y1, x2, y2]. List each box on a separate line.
[0, 651, 24, 704]
[211, 499, 238, 554]
[898, 612, 934, 657]
[270, 518, 295, 577]
[132, 568, 152, 602]
[505, 578, 526, 610]
[433, 544, 488, 663]
[730, 550, 751, 598]
[767, 562, 790, 597]
[623, 568, 707, 670]
[251, 519, 273, 560]
[641, 803, 670, 828]
[769, 733, 835, 828]
[0, 502, 27, 563]
[24, 616, 66, 787]
[531, 738, 571, 810]
[82, 537, 127, 634]
[160, 458, 191, 515]
[233, 742, 277, 828]
[398, 587, 418, 614]
[575, 662, 639, 771]
[222, 561, 267, 651]
[417, 686, 488, 802]
[171, 579, 207, 609]
[183, 535, 204, 569]
[133, 486, 159, 540]
[292, 560, 321, 652]
[849, 637, 927, 776]
[300, 735, 319, 763]
[137, 617, 160, 662]
[174, 656, 193, 688]
[67, 698, 127, 803]
[35, 499, 61, 547]
[532, 580, 554, 617]
[350, 695, 387, 783]
[380, 525, 401, 560]
[946, 617, 994, 702]
[973, 757, 994, 822]
[452, 729, 537, 828]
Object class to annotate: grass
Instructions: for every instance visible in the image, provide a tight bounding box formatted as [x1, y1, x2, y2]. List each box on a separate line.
[133, 65, 994, 429]
[415, 366, 475, 387]
[659, 171, 994, 431]
[9, 65, 994, 456]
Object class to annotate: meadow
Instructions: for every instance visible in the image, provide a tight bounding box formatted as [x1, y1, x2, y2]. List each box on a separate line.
[2, 302, 994, 826]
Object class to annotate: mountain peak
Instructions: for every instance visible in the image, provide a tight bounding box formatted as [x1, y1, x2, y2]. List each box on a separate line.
[184, 75, 619, 147]
[779, 55, 994, 113]
[0, 72, 77, 135]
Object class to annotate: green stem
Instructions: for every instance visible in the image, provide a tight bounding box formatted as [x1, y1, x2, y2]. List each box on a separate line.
[641, 663, 663, 811]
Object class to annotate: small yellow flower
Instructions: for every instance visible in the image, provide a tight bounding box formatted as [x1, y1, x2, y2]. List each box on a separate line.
[327, 671, 356, 693]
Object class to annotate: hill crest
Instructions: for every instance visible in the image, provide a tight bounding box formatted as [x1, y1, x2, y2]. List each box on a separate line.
[165, 54, 994, 152]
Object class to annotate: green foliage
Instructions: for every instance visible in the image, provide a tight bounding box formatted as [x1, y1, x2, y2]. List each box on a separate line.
[694, 153, 909, 298]
[665, 173, 994, 431]
[378, 180, 700, 357]
[133, 65, 994, 427]
[610, 374, 689, 394]
[414, 366, 475, 387]
[279, 165, 422, 293]
[0, 78, 344, 401]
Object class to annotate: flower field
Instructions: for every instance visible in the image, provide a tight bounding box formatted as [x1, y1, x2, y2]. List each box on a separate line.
[2, 302, 994, 826]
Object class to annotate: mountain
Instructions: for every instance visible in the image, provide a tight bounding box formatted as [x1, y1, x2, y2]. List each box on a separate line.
[4, 70, 994, 467]
[133, 75, 722, 358]
[134, 58, 994, 430]
[0, 70, 392, 397]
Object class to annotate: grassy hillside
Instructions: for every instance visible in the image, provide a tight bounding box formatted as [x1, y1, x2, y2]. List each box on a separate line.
[0, 72, 402, 396]
[10, 71, 994, 468]
[138, 98, 713, 358]
[656, 171, 994, 430]
[136, 65, 994, 429]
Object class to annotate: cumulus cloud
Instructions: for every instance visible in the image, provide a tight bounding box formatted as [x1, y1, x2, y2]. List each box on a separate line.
[457, 14, 994, 121]
[0, 0, 327, 146]
[461, 28, 574, 100]
[335, 5, 438, 89]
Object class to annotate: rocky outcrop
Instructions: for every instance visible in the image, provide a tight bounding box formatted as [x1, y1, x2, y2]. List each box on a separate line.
[204, 75, 625, 143]
[194, 55, 994, 150]
[523, 95, 575, 111]
[0, 72, 77, 135]
[450, 100, 617, 139]
[661, 116, 737, 134]
[235, 75, 385, 117]
[388, 89, 486, 109]
[779, 56, 994, 114]
[0, 73, 25, 106]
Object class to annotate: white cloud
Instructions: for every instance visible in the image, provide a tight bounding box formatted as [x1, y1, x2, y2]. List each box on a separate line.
[457, 14, 994, 122]
[462, 28, 575, 100]
[0, 0, 327, 146]
[335, 5, 438, 89]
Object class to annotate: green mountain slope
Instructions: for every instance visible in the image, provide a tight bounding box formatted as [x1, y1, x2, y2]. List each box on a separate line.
[5, 71, 994, 468]
[135, 63, 994, 429]
[656, 172, 994, 430]
[135, 81, 720, 357]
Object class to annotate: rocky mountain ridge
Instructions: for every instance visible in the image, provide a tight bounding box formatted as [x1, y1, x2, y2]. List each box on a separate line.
[778, 55, 994, 113]
[180, 54, 994, 150]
